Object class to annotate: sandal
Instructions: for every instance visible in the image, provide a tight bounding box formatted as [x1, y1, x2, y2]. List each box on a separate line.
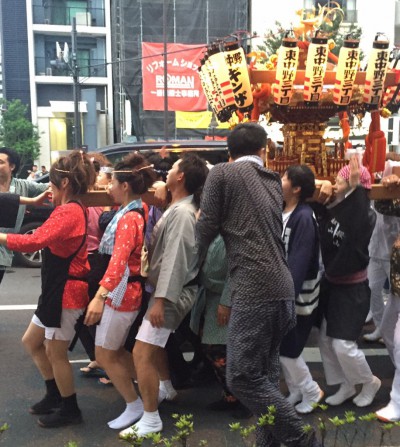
[98, 376, 113, 386]
[80, 362, 105, 377]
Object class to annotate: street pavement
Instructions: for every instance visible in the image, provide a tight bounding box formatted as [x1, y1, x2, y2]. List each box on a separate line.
[1, 267, 400, 447]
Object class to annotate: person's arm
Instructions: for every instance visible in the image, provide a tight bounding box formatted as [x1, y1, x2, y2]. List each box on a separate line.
[374, 174, 400, 217]
[19, 189, 52, 206]
[4, 204, 82, 252]
[315, 179, 333, 204]
[0, 193, 19, 227]
[196, 166, 225, 251]
[348, 155, 361, 189]
[25, 180, 49, 197]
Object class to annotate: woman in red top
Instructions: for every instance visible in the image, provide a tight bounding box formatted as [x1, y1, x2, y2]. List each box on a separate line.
[0, 150, 95, 428]
[84, 152, 155, 430]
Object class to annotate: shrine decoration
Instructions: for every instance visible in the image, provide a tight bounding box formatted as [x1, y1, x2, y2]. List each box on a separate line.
[222, 42, 254, 113]
[273, 31, 299, 105]
[363, 33, 390, 109]
[363, 109, 387, 176]
[338, 110, 351, 151]
[199, 55, 232, 123]
[197, 3, 400, 180]
[303, 31, 329, 105]
[197, 62, 219, 118]
[198, 39, 254, 123]
[333, 36, 360, 107]
[206, 45, 237, 117]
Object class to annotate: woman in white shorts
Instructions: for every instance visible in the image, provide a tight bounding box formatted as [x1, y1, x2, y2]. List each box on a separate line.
[0, 150, 96, 428]
[85, 152, 156, 430]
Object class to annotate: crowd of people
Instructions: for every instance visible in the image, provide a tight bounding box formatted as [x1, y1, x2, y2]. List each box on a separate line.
[2, 122, 400, 446]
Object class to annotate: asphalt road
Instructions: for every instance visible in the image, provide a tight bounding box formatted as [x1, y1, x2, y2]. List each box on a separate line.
[1, 267, 399, 447]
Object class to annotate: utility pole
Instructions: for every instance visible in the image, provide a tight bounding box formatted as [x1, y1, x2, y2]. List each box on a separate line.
[163, 0, 169, 141]
[71, 17, 82, 149]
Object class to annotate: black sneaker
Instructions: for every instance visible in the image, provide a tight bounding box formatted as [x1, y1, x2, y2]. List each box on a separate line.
[37, 408, 83, 428]
[29, 394, 62, 415]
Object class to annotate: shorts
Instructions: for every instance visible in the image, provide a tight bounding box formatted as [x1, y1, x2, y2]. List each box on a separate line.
[32, 308, 84, 341]
[135, 317, 172, 348]
[95, 304, 139, 350]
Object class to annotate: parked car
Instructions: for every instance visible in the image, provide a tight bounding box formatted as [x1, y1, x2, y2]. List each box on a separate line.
[14, 175, 52, 268]
[93, 139, 229, 165]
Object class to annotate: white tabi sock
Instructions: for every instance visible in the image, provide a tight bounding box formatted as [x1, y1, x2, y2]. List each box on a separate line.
[108, 398, 144, 429]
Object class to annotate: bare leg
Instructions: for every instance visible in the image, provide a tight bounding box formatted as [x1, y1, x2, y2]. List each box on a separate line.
[97, 346, 143, 429]
[45, 339, 75, 397]
[22, 322, 53, 380]
[96, 346, 138, 403]
[133, 341, 161, 412]
[121, 348, 137, 381]
[156, 348, 170, 381]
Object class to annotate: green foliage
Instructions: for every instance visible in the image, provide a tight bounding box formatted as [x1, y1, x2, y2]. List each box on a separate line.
[0, 99, 41, 172]
[65, 442, 78, 447]
[121, 414, 195, 447]
[0, 423, 9, 434]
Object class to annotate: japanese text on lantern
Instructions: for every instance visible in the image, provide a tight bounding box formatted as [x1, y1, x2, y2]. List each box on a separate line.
[304, 43, 328, 103]
[274, 47, 299, 105]
[333, 48, 359, 106]
[224, 49, 252, 110]
[364, 48, 389, 106]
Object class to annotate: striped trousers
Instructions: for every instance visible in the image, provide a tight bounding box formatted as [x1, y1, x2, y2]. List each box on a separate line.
[226, 298, 315, 447]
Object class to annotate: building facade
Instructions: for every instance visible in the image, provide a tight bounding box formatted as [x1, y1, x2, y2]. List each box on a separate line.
[1, 0, 114, 168]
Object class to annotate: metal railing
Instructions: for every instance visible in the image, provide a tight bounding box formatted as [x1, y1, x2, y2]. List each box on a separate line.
[32, 5, 105, 27]
[35, 57, 107, 77]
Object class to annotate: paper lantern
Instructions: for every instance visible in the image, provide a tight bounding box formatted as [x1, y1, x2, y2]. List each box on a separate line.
[198, 63, 219, 116]
[273, 33, 299, 105]
[363, 33, 390, 109]
[303, 32, 328, 105]
[201, 56, 233, 122]
[207, 46, 237, 113]
[222, 42, 253, 113]
[333, 37, 359, 107]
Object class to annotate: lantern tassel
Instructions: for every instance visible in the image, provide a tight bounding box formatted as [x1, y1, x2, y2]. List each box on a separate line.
[251, 83, 271, 122]
[363, 110, 386, 176]
[338, 111, 352, 150]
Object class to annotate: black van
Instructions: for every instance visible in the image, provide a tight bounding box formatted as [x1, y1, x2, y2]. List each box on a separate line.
[93, 139, 229, 165]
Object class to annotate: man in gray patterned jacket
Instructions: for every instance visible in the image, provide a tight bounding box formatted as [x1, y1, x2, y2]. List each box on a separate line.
[196, 123, 320, 447]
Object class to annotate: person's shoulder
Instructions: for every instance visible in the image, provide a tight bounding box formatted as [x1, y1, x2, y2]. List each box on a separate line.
[295, 202, 314, 216]
[169, 199, 196, 220]
[121, 209, 145, 223]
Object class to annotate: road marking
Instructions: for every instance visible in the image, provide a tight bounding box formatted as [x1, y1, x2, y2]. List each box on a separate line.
[303, 347, 389, 362]
[0, 304, 37, 310]
[68, 347, 389, 366]
[0, 307, 391, 360]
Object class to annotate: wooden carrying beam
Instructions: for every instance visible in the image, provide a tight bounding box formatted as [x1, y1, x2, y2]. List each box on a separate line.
[80, 185, 400, 208]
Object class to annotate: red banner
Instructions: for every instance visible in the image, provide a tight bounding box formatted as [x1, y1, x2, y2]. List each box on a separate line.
[142, 42, 207, 111]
